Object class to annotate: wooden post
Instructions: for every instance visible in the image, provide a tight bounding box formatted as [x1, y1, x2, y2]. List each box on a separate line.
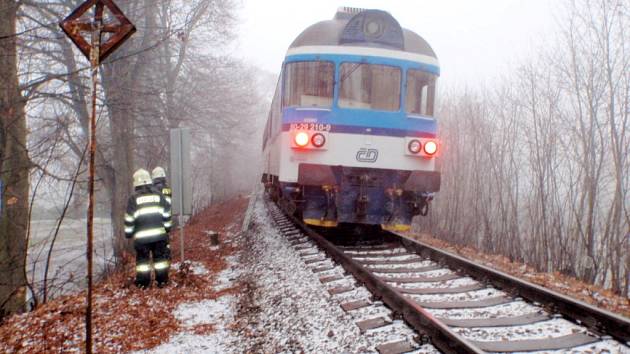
[85, 5, 103, 353]
[60, 2, 135, 352]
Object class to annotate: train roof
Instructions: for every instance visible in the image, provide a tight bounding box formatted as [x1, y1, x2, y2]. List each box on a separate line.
[288, 7, 437, 59]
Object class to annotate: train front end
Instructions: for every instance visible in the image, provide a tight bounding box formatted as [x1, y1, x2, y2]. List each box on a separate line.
[263, 7, 441, 232]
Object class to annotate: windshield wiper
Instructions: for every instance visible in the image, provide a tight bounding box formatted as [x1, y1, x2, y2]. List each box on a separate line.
[339, 62, 363, 84]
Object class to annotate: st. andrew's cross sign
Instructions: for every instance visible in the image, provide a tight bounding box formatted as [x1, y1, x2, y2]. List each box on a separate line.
[60, 0, 135, 62]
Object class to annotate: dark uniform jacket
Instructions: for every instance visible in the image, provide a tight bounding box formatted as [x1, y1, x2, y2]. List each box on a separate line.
[153, 178, 172, 205]
[124, 186, 172, 245]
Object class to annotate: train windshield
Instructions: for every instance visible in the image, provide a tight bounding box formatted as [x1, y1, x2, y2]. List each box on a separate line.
[406, 69, 436, 117]
[338, 63, 401, 111]
[283, 61, 334, 108]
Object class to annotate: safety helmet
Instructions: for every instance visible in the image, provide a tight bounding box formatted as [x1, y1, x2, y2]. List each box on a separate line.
[133, 169, 152, 187]
[151, 166, 166, 180]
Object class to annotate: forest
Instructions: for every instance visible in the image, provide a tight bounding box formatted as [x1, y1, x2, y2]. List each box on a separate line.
[1, 0, 628, 321]
[418, 0, 630, 296]
[1, 0, 271, 317]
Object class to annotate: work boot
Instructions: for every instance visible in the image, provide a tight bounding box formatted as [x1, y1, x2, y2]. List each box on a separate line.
[157, 281, 168, 288]
[135, 281, 150, 289]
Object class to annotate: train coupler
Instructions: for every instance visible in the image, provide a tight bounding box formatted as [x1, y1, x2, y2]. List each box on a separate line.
[322, 185, 337, 220]
[356, 195, 368, 218]
[384, 188, 404, 219]
[410, 192, 434, 216]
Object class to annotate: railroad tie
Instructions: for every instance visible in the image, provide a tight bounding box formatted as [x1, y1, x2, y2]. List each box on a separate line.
[356, 317, 392, 333]
[294, 244, 314, 251]
[312, 265, 335, 273]
[376, 340, 418, 354]
[355, 257, 426, 266]
[437, 312, 549, 328]
[345, 251, 412, 258]
[299, 250, 320, 257]
[367, 265, 441, 274]
[319, 274, 344, 283]
[328, 285, 354, 295]
[470, 333, 599, 352]
[378, 273, 459, 283]
[340, 299, 372, 312]
[286, 236, 305, 242]
[290, 239, 309, 246]
[341, 244, 400, 252]
[394, 283, 484, 295]
[415, 296, 513, 309]
[293, 243, 317, 251]
[304, 257, 326, 265]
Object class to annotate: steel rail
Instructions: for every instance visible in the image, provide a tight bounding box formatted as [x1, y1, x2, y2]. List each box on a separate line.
[271, 200, 630, 352]
[391, 232, 630, 346]
[279, 209, 484, 354]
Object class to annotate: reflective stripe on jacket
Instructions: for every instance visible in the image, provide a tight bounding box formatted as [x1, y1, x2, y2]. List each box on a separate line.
[124, 186, 172, 244]
[153, 180, 172, 205]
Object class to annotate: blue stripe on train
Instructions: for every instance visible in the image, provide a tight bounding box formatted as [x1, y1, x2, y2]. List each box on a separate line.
[281, 108, 437, 138]
[281, 123, 434, 138]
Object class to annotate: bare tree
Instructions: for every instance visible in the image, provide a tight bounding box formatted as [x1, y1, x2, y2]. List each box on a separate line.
[0, 0, 30, 317]
[419, 0, 630, 295]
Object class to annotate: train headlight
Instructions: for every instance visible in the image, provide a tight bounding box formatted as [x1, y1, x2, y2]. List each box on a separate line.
[408, 139, 422, 154]
[424, 141, 438, 155]
[311, 133, 326, 148]
[294, 132, 309, 147]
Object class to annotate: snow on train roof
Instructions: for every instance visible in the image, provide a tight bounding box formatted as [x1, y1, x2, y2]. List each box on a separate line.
[288, 8, 437, 60]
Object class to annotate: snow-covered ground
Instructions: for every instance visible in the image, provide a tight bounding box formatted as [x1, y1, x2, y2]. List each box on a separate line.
[27, 217, 113, 299]
[143, 195, 439, 353]
[239, 204, 377, 352]
[21, 195, 625, 354]
[134, 248, 244, 353]
[144, 196, 630, 353]
[136, 272, 241, 353]
[235, 199, 439, 353]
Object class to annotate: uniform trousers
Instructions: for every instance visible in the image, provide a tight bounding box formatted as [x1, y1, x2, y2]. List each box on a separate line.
[134, 240, 171, 287]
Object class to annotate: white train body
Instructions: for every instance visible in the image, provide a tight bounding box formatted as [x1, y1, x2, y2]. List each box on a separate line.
[262, 8, 441, 231]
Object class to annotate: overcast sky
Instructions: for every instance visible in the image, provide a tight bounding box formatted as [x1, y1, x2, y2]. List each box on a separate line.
[235, 0, 560, 87]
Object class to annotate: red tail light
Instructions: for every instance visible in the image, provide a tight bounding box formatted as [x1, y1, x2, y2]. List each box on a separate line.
[424, 140, 438, 155]
[294, 132, 309, 147]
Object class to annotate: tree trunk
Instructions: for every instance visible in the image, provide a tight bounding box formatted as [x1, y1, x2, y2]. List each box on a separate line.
[99, 0, 158, 261]
[0, 0, 29, 318]
[101, 65, 135, 261]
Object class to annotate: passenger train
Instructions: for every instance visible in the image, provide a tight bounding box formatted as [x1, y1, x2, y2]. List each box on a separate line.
[262, 7, 441, 232]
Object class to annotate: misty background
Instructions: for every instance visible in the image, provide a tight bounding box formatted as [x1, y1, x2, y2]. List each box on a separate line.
[17, 0, 629, 302]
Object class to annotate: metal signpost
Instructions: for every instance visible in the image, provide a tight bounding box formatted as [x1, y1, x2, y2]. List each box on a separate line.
[60, 2, 135, 353]
[170, 128, 192, 263]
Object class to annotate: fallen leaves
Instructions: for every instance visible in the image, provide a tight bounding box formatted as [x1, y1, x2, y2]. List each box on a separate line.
[408, 232, 630, 318]
[0, 196, 249, 353]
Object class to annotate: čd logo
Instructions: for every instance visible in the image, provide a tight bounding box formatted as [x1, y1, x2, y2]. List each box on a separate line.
[356, 148, 379, 163]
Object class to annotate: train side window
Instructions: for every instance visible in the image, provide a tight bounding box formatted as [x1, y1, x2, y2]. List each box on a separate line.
[406, 69, 436, 117]
[282, 61, 334, 108]
[338, 63, 401, 111]
[269, 74, 282, 138]
[262, 111, 271, 149]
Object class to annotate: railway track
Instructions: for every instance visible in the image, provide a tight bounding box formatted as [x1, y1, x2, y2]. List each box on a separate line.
[267, 202, 630, 354]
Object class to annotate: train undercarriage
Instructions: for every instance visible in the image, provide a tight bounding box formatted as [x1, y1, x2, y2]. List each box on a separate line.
[263, 164, 440, 232]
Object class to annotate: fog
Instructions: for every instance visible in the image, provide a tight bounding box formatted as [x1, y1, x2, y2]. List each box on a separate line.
[9, 0, 629, 302]
[236, 0, 559, 87]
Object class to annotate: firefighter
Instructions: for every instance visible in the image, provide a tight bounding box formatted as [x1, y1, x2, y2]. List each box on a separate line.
[125, 169, 173, 288]
[151, 166, 172, 204]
